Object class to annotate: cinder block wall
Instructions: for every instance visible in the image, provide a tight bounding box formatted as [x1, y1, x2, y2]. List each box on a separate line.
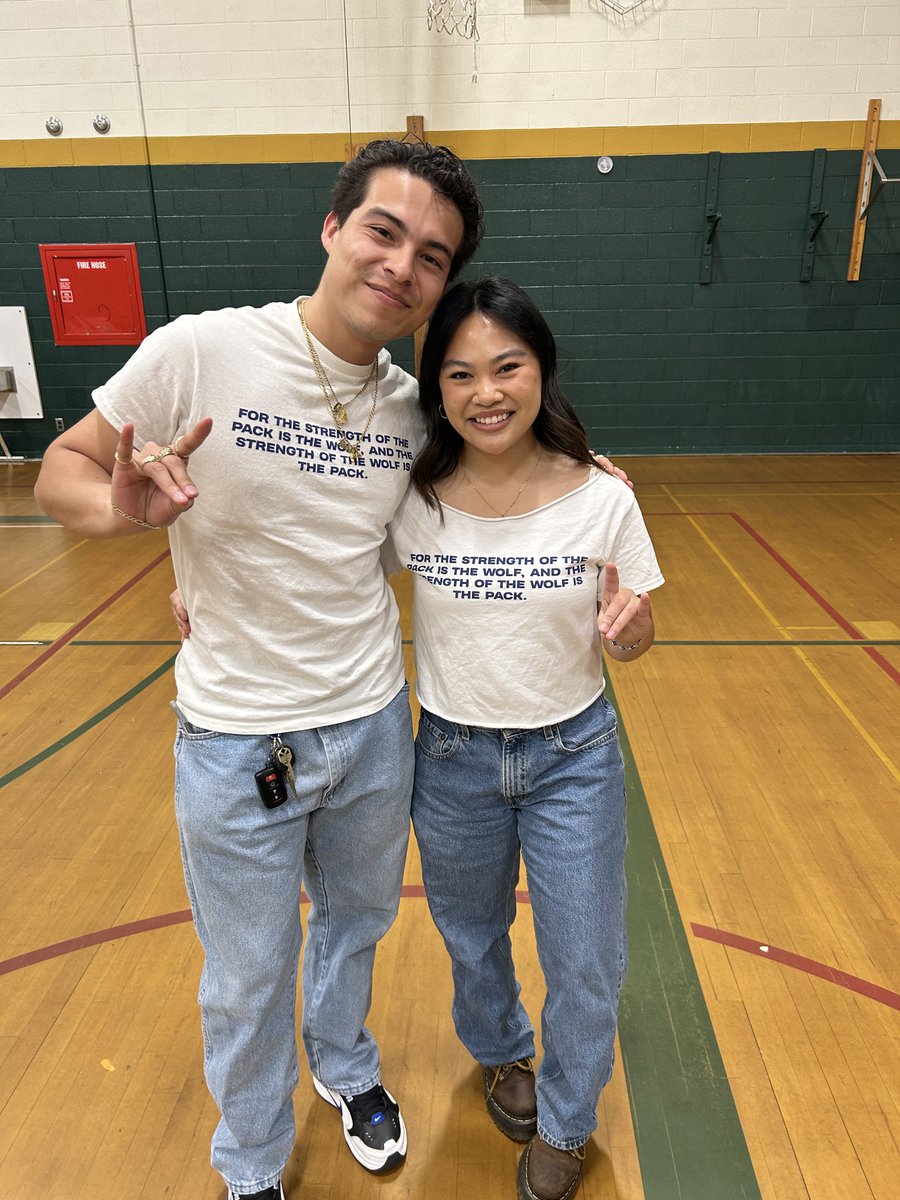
[473, 151, 899, 452]
[1, 1, 898, 456]
[1, 147, 897, 456]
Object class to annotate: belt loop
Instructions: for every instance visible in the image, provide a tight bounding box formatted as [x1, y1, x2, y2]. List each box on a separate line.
[543, 724, 556, 740]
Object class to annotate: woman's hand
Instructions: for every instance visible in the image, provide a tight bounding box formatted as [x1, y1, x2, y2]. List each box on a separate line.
[170, 588, 192, 640]
[597, 562, 653, 658]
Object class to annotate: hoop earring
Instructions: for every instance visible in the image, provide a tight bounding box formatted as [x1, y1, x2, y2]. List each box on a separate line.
[438, 404, 448, 420]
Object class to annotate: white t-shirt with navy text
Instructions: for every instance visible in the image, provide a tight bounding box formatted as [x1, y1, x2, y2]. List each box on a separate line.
[388, 468, 664, 728]
[94, 299, 423, 733]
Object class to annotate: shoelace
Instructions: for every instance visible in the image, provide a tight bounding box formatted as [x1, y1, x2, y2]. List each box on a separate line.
[487, 1058, 533, 1095]
[350, 1084, 391, 1125]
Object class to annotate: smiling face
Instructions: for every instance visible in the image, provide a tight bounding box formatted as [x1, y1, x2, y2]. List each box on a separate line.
[309, 167, 465, 364]
[439, 311, 543, 461]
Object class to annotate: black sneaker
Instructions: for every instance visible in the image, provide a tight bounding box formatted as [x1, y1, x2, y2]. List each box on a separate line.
[313, 1076, 407, 1173]
[226, 1182, 284, 1200]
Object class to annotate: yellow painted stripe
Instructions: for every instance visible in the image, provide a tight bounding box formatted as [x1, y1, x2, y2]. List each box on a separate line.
[790, 645, 900, 785]
[659, 485, 900, 785]
[0, 539, 89, 600]
[659, 485, 791, 636]
[3, 120, 898, 168]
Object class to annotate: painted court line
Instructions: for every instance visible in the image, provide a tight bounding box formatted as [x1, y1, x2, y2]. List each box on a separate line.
[7, 903, 898, 1013]
[0, 661, 763, 1198]
[0, 537, 89, 599]
[652, 506, 897, 686]
[0, 655, 176, 789]
[651, 501, 899, 784]
[6, 637, 898, 649]
[0, 549, 171, 701]
[609, 677, 762, 1200]
[692, 924, 900, 1011]
[731, 512, 900, 686]
[0, 910, 193, 977]
[652, 501, 897, 686]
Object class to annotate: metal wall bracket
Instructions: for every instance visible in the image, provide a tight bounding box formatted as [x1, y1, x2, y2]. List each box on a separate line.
[800, 148, 828, 282]
[701, 152, 721, 285]
[859, 150, 899, 221]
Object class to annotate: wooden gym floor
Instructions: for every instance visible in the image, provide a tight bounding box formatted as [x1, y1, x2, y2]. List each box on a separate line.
[0, 454, 897, 1200]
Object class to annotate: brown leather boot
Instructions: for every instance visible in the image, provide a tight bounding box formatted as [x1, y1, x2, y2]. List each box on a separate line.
[481, 1059, 538, 1142]
[516, 1135, 585, 1200]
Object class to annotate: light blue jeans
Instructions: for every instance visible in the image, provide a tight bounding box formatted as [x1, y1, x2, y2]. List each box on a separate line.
[173, 686, 414, 1195]
[412, 692, 627, 1151]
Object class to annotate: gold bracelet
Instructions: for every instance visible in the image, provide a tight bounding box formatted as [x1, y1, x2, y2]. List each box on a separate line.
[111, 501, 160, 530]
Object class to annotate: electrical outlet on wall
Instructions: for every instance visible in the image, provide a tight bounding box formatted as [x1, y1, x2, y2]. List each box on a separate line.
[55, 417, 65, 431]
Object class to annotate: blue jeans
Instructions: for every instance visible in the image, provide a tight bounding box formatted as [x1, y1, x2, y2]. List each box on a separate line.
[412, 692, 627, 1151]
[173, 686, 414, 1195]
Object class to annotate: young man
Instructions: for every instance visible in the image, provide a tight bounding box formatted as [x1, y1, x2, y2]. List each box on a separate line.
[37, 140, 629, 1200]
[34, 140, 484, 1200]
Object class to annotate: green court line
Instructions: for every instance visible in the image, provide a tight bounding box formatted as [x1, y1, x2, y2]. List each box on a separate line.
[3, 638, 895, 649]
[654, 639, 899, 647]
[413, 638, 897, 648]
[0, 655, 176, 790]
[610, 673, 762, 1199]
[0, 640, 181, 647]
[0, 515, 58, 524]
[2, 647, 763, 1196]
[68, 640, 181, 646]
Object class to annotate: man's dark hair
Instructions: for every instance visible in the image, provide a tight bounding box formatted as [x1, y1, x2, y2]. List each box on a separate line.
[411, 276, 596, 514]
[330, 139, 484, 279]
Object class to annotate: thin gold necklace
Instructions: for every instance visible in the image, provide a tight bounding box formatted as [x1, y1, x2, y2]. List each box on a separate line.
[299, 299, 379, 463]
[461, 448, 543, 517]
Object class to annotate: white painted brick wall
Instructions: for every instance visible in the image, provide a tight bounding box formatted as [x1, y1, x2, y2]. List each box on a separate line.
[1, 0, 897, 142]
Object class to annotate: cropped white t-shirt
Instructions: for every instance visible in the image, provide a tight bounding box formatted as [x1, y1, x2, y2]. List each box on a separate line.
[388, 468, 664, 728]
[95, 299, 423, 733]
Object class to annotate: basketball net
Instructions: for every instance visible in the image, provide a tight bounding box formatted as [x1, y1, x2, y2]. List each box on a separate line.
[427, 0, 479, 81]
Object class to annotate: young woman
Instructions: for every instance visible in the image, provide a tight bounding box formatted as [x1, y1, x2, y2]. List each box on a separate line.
[388, 276, 664, 1200]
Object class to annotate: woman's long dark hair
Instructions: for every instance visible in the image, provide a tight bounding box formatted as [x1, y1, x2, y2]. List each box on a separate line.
[411, 276, 596, 513]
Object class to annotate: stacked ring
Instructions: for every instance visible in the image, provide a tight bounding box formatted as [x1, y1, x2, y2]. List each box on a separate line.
[140, 441, 189, 465]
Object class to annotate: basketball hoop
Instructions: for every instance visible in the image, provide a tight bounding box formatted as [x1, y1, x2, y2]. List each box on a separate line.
[427, 0, 479, 81]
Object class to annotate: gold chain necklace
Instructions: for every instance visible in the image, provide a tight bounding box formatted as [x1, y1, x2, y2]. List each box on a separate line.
[461, 448, 543, 517]
[298, 299, 379, 463]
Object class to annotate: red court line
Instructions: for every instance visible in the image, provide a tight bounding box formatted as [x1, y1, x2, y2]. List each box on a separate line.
[0, 909, 193, 977]
[692, 923, 900, 1011]
[0, 884, 511, 977]
[0, 549, 171, 701]
[730, 513, 900, 686]
[646, 509, 898, 686]
[731, 513, 864, 639]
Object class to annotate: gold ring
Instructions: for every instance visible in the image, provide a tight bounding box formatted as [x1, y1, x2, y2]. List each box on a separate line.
[114, 451, 133, 465]
[141, 452, 159, 466]
[173, 437, 189, 459]
[156, 446, 176, 461]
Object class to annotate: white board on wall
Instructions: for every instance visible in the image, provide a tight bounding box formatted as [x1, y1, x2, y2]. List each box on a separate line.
[0, 307, 43, 420]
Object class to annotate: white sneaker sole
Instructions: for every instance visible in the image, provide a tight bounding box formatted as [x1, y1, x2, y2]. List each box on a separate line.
[312, 1076, 408, 1173]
